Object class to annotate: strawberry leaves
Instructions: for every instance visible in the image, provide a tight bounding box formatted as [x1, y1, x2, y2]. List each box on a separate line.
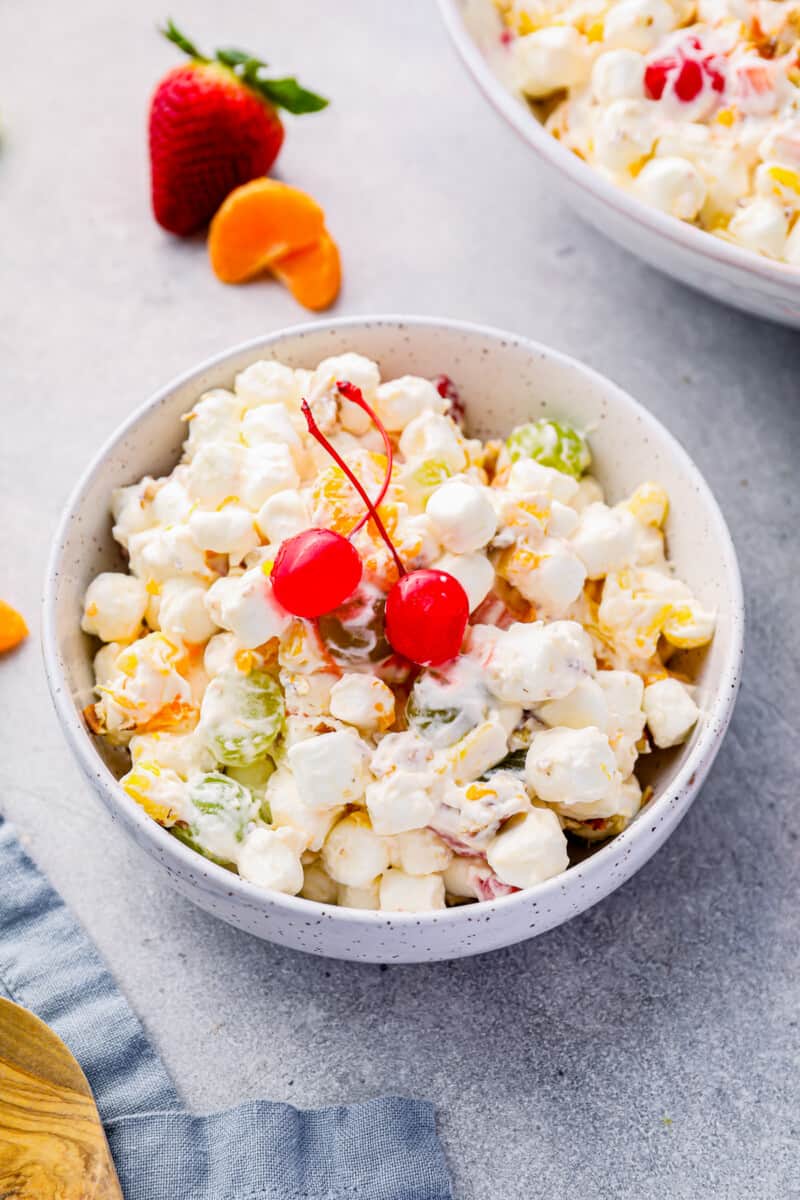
[248, 76, 328, 114]
[160, 20, 328, 114]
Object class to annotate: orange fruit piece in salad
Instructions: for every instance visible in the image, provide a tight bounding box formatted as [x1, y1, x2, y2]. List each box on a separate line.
[0, 601, 28, 653]
[272, 230, 341, 310]
[209, 178, 340, 308]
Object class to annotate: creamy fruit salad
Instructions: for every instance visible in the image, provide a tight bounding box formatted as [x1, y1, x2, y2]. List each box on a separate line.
[82, 353, 714, 913]
[498, 0, 800, 264]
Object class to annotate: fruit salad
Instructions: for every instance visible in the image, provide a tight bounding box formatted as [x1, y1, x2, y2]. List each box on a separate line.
[81, 353, 714, 913]
[497, 0, 800, 264]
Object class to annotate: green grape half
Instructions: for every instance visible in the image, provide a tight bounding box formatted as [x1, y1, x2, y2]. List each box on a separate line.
[202, 668, 284, 768]
[182, 771, 260, 864]
[506, 419, 591, 478]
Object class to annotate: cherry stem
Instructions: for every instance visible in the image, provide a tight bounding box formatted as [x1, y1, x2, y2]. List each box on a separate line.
[334, 380, 393, 536]
[301, 396, 406, 577]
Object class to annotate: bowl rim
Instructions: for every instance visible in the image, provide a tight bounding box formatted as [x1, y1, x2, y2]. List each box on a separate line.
[42, 314, 744, 931]
[437, 0, 800, 293]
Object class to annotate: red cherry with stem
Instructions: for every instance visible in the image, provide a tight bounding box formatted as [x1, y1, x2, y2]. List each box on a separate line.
[271, 528, 362, 618]
[385, 570, 470, 667]
[295, 381, 470, 666]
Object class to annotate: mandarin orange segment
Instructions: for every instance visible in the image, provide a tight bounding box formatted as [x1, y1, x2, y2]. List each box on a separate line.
[0, 600, 28, 653]
[209, 178, 325, 284]
[271, 229, 341, 310]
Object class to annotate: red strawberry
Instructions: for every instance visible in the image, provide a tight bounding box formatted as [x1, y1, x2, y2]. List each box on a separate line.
[149, 21, 327, 236]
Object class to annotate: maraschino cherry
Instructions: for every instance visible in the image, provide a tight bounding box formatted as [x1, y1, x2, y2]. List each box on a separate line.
[270, 378, 470, 667]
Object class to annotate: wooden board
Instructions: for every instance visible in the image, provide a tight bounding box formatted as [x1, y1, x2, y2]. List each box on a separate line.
[0, 998, 123, 1199]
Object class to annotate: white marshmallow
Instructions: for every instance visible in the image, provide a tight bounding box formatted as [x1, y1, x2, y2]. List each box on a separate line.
[204, 569, 291, 649]
[310, 353, 380, 435]
[188, 507, 259, 560]
[594, 100, 656, 171]
[337, 880, 381, 909]
[603, 0, 676, 52]
[399, 411, 468, 474]
[158, 579, 218, 645]
[592, 49, 645, 104]
[321, 812, 391, 887]
[525, 726, 624, 818]
[255, 490, 311, 545]
[393, 828, 452, 876]
[728, 198, 789, 259]
[537, 677, 609, 731]
[570, 502, 642, 579]
[433, 552, 495, 613]
[239, 444, 300, 510]
[242, 403, 300, 450]
[82, 573, 147, 643]
[266, 767, 343, 852]
[288, 729, 369, 812]
[234, 361, 300, 410]
[329, 673, 395, 732]
[379, 869, 445, 913]
[486, 809, 569, 889]
[644, 677, 700, 747]
[426, 479, 497, 554]
[500, 537, 587, 618]
[183, 389, 242, 458]
[474, 620, 595, 706]
[514, 26, 591, 98]
[375, 375, 447, 432]
[365, 770, 439, 836]
[635, 156, 707, 220]
[237, 827, 304, 895]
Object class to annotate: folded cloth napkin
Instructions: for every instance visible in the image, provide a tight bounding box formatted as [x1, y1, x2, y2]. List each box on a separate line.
[0, 820, 453, 1200]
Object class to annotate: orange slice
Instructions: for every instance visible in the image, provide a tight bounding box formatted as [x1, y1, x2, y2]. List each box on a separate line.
[0, 601, 28, 653]
[272, 230, 341, 310]
[209, 179, 325, 284]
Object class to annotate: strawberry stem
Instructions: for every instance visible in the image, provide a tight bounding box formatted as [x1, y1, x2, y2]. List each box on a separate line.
[159, 19, 328, 113]
[160, 19, 209, 62]
[301, 399, 406, 577]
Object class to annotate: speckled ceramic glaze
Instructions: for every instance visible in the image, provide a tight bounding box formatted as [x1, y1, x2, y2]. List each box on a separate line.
[42, 317, 744, 962]
[439, 0, 800, 329]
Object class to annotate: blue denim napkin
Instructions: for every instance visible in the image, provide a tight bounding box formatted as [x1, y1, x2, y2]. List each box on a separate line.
[0, 820, 452, 1199]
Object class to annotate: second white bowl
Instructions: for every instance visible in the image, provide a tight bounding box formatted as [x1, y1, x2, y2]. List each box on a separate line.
[439, 0, 800, 328]
[43, 316, 743, 961]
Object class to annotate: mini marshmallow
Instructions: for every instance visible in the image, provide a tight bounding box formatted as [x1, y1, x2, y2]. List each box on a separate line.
[82, 573, 148, 643]
[158, 579, 218, 645]
[375, 375, 447, 432]
[379, 869, 446, 913]
[329, 673, 395, 732]
[288, 730, 369, 812]
[365, 770, 439, 836]
[644, 677, 700, 747]
[234, 361, 300, 410]
[486, 809, 569, 888]
[426, 478, 497, 554]
[432, 552, 495, 612]
[526, 726, 624, 819]
[514, 25, 591, 98]
[204, 568, 291, 649]
[321, 812, 391, 887]
[255, 489, 311, 545]
[635, 156, 707, 221]
[237, 827, 305, 895]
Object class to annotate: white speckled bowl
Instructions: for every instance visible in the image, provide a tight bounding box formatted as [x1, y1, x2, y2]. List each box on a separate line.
[43, 317, 743, 962]
[438, 0, 800, 328]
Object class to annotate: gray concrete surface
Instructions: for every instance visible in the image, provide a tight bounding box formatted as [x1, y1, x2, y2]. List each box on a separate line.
[2, 2, 799, 1197]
